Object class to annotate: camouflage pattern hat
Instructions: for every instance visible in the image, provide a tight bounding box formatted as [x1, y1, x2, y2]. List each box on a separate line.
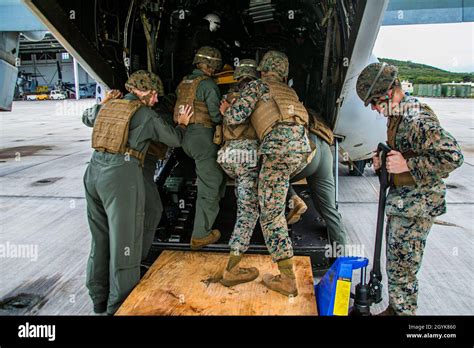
[233, 59, 258, 80]
[356, 62, 398, 106]
[193, 46, 222, 70]
[257, 50, 289, 78]
[125, 70, 164, 96]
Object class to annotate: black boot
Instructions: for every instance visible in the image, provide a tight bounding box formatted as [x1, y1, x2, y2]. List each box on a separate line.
[93, 301, 107, 314]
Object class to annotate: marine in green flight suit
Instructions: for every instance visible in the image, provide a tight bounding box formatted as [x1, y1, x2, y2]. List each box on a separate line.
[173, 46, 226, 249]
[82, 71, 191, 315]
[286, 108, 347, 249]
[288, 129, 347, 248]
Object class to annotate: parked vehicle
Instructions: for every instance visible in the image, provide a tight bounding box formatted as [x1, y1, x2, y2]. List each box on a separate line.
[49, 90, 66, 100]
[79, 86, 95, 98]
[26, 93, 49, 101]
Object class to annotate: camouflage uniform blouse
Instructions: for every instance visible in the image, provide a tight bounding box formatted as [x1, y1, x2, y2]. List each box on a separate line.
[224, 76, 311, 155]
[386, 96, 464, 218]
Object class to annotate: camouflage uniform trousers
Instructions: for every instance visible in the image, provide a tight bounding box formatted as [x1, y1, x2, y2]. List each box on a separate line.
[386, 214, 433, 315]
[218, 140, 260, 254]
[259, 153, 306, 262]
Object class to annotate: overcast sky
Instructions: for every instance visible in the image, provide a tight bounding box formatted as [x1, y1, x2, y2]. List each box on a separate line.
[373, 22, 474, 73]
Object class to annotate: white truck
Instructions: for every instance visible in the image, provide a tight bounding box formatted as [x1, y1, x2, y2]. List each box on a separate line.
[49, 90, 66, 100]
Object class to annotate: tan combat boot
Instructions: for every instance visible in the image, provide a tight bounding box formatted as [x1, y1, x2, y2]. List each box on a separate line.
[220, 253, 259, 287]
[262, 258, 298, 297]
[190, 229, 221, 250]
[286, 195, 307, 225]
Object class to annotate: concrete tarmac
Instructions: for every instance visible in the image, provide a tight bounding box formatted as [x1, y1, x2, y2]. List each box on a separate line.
[0, 98, 472, 315]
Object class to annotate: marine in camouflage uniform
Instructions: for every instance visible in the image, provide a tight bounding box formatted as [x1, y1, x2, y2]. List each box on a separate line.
[174, 46, 226, 250]
[356, 62, 464, 315]
[82, 71, 189, 315]
[223, 51, 311, 296]
[217, 59, 260, 286]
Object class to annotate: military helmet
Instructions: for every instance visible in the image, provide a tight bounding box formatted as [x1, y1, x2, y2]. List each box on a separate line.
[356, 62, 399, 106]
[193, 46, 222, 70]
[257, 50, 289, 78]
[233, 59, 258, 80]
[125, 70, 164, 96]
[203, 13, 221, 32]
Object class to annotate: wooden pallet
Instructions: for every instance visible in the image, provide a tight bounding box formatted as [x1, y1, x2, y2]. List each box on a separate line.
[116, 250, 317, 316]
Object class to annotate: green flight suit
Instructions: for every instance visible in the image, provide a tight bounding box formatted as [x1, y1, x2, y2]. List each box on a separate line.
[82, 93, 185, 314]
[141, 152, 162, 261]
[178, 69, 226, 239]
[141, 105, 175, 261]
[290, 133, 347, 246]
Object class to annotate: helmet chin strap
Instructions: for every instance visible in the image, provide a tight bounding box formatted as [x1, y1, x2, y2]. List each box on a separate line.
[364, 62, 387, 104]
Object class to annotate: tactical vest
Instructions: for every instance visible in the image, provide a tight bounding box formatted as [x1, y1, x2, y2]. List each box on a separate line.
[308, 111, 334, 145]
[387, 103, 435, 187]
[251, 79, 309, 140]
[222, 91, 258, 142]
[174, 75, 213, 128]
[92, 99, 146, 164]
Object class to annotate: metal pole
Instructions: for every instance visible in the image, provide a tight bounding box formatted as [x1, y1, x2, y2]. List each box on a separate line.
[360, 266, 366, 285]
[73, 57, 80, 100]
